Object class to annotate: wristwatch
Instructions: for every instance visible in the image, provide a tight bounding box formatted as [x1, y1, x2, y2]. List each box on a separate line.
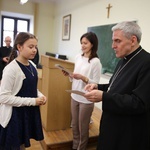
[85, 77, 89, 84]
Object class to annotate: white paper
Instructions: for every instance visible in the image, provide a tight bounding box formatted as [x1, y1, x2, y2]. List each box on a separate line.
[55, 64, 73, 75]
[66, 90, 86, 96]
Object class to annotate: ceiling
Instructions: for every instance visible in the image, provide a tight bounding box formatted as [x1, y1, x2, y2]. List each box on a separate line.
[29, 0, 61, 3]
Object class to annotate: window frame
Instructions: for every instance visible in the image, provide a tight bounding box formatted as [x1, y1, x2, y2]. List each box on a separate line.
[1, 15, 30, 47]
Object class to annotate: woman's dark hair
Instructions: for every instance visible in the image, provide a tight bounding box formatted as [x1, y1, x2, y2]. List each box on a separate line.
[80, 32, 99, 62]
[8, 32, 37, 64]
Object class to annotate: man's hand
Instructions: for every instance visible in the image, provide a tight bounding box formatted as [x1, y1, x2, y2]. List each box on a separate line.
[84, 83, 98, 92]
[84, 90, 103, 102]
[3, 57, 9, 63]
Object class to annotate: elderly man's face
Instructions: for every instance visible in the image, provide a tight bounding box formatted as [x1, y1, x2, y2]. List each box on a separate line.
[4, 37, 12, 47]
[112, 30, 136, 58]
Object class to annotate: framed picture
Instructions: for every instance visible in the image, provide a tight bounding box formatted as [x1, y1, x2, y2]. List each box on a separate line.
[62, 14, 71, 40]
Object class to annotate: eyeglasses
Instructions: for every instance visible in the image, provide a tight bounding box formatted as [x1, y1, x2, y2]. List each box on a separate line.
[5, 40, 11, 42]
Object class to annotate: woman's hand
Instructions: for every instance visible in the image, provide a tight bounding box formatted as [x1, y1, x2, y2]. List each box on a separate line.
[72, 73, 89, 83]
[72, 73, 83, 80]
[62, 70, 69, 76]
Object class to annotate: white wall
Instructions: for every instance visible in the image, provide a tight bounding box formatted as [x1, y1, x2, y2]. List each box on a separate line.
[53, 0, 150, 64]
[34, 3, 54, 56]
[53, 0, 150, 62]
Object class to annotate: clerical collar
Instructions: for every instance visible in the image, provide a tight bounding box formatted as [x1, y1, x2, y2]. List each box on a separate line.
[124, 46, 142, 60]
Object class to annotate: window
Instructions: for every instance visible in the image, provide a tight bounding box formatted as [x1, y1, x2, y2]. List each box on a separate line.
[1, 16, 30, 46]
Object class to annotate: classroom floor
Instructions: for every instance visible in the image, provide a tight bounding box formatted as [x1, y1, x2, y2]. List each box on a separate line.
[27, 107, 101, 150]
[27, 139, 97, 150]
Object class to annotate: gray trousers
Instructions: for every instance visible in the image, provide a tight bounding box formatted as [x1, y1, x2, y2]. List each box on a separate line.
[71, 98, 94, 150]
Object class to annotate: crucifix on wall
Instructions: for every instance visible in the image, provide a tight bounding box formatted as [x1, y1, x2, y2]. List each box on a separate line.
[106, 3, 112, 18]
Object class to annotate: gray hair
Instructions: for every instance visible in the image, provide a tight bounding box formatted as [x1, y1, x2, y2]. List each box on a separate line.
[112, 21, 142, 43]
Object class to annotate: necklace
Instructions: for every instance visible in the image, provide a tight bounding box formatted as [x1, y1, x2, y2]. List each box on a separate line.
[107, 48, 143, 91]
[24, 64, 34, 76]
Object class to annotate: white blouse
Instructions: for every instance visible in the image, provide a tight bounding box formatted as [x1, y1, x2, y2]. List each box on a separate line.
[71, 54, 102, 104]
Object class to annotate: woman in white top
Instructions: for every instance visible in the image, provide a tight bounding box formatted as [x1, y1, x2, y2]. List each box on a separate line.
[63, 32, 102, 150]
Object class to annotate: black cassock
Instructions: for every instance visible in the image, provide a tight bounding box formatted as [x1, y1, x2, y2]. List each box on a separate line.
[0, 46, 12, 79]
[97, 46, 150, 150]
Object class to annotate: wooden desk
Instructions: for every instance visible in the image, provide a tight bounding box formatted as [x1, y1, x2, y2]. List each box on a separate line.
[37, 69, 42, 91]
[40, 55, 74, 131]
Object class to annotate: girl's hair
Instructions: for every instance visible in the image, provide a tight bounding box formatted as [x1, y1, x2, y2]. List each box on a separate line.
[8, 32, 37, 64]
[80, 32, 99, 62]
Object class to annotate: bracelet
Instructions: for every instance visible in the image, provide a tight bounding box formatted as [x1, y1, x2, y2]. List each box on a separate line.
[84, 77, 89, 84]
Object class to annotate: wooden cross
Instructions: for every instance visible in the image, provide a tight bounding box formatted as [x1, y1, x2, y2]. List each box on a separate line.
[106, 3, 112, 18]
